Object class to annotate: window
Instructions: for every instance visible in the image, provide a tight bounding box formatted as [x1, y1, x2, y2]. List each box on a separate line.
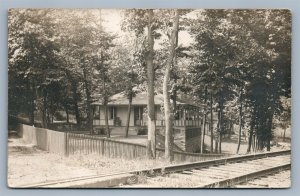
[110, 106, 117, 119]
[134, 106, 144, 125]
[93, 106, 100, 119]
[134, 106, 144, 120]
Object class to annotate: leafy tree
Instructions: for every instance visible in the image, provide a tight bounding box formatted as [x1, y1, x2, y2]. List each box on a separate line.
[109, 36, 141, 137]
[188, 9, 291, 153]
[189, 10, 242, 153]
[233, 10, 292, 152]
[8, 9, 63, 128]
[122, 9, 159, 158]
[54, 10, 116, 135]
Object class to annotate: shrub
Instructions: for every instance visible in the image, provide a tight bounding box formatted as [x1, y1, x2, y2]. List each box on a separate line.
[94, 128, 107, 135]
[136, 128, 147, 135]
[54, 111, 66, 121]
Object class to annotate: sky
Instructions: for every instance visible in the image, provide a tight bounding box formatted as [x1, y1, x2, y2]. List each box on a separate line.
[101, 9, 123, 34]
[100, 9, 194, 48]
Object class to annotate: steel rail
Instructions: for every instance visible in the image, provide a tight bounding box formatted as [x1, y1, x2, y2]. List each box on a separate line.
[198, 163, 291, 188]
[18, 171, 135, 188]
[133, 150, 291, 176]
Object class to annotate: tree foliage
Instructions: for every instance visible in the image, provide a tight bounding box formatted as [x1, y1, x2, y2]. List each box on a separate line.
[188, 9, 291, 152]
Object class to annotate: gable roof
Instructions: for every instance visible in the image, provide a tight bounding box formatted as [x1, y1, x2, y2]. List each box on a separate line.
[110, 92, 163, 106]
[92, 91, 198, 107]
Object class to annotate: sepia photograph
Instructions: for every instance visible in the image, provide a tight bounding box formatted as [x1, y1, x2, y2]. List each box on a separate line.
[7, 9, 291, 188]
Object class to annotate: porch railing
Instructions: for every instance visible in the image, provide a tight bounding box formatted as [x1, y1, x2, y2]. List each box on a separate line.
[93, 119, 202, 127]
[93, 119, 114, 126]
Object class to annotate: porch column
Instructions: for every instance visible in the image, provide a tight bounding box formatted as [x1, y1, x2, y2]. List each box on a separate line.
[183, 108, 186, 128]
[139, 106, 142, 126]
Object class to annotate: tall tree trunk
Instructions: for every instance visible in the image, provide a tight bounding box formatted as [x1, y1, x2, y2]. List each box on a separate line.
[254, 135, 257, 151]
[102, 73, 110, 138]
[214, 137, 218, 153]
[171, 85, 177, 121]
[201, 115, 207, 153]
[30, 96, 35, 125]
[146, 9, 156, 159]
[42, 90, 48, 128]
[210, 93, 214, 153]
[247, 109, 256, 153]
[252, 134, 256, 152]
[247, 127, 253, 153]
[35, 83, 41, 127]
[200, 86, 208, 153]
[104, 98, 110, 138]
[218, 94, 224, 154]
[218, 110, 222, 153]
[228, 119, 233, 139]
[214, 112, 220, 153]
[29, 81, 35, 126]
[163, 9, 179, 162]
[219, 133, 222, 153]
[283, 128, 286, 142]
[48, 99, 53, 124]
[65, 105, 69, 124]
[71, 81, 81, 125]
[125, 95, 132, 138]
[47, 107, 51, 124]
[236, 88, 243, 154]
[266, 112, 274, 151]
[83, 68, 93, 135]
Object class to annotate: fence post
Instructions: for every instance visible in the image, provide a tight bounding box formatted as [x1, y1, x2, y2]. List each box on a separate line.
[133, 145, 136, 158]
[101, 139, 104, 156]
[65, 132, 69, 157]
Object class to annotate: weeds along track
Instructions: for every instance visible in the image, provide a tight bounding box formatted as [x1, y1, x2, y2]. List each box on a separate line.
[18, 150, 291, 188]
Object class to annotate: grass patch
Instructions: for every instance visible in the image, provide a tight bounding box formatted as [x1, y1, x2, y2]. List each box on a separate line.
[65, 153, 173, 175]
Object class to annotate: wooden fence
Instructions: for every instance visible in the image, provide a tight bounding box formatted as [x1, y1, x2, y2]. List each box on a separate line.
[19, 124, 225, 162]
[67, 133, 225, 162]
[67, 133, 147, 159]
[19, 124, 66, 155]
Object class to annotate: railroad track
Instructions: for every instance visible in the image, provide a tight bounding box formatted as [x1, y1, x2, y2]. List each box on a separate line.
[234, 170, 291, 188]
[124, 150, 291, 188]
[18, 150, 291, 188]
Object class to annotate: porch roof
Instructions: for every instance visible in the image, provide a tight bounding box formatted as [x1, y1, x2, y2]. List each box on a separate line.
[92, 91, 198, 107]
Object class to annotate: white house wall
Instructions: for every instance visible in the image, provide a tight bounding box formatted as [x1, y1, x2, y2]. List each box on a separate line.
[98, 105, 135, 126]
[115, 106, 134, 126]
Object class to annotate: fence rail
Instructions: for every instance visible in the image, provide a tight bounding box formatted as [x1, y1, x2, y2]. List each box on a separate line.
[67, 133, 224, 162]
[67, 133, 148, 159]
[18, 124, 224, 162]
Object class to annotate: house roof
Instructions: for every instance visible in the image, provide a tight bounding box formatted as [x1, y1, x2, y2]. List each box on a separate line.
[92, 91, 198, 107]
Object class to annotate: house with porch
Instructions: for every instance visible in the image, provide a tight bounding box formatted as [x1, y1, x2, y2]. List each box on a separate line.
[92, 91, 204, 152]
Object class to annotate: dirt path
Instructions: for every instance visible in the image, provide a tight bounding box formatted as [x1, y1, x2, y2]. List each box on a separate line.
[7, 137, 170, 187]
[8, 138, 97, 187]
